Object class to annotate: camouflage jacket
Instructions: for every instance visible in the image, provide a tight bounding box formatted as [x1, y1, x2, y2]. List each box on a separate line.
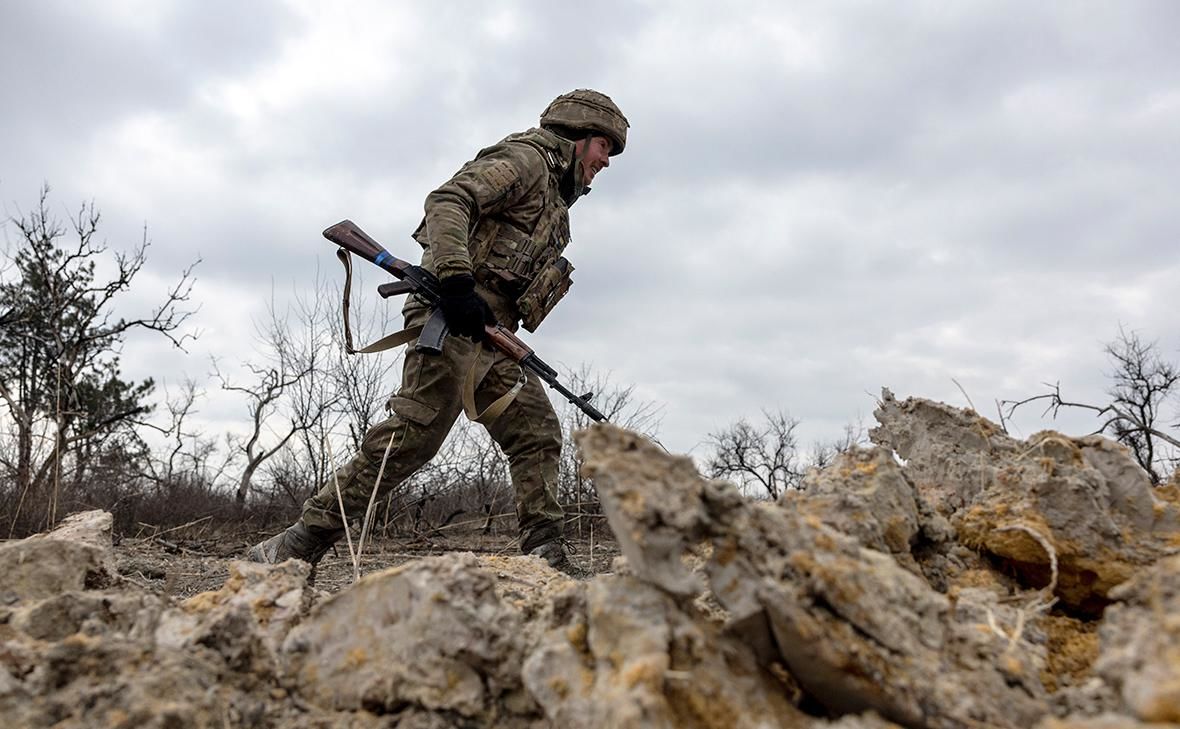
[411, 128, 578, 331]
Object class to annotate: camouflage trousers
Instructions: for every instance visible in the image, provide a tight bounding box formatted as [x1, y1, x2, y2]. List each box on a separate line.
[300, 304, 564, 552]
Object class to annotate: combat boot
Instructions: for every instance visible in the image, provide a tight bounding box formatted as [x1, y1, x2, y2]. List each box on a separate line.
[529, 539, 591, 579]
[522, 522, 583, 576]
[528, 540, 570, 570]
[246, 522, 342, 567]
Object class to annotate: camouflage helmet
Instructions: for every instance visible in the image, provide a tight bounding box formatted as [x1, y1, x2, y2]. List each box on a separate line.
[540, 89, 629, 156]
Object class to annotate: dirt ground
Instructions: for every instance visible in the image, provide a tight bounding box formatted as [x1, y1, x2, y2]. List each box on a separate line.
[112, 523, 622, 598]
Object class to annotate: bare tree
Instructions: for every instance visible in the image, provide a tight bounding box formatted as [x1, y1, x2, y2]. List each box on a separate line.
[217, 360, 305, 506]
[217, 293, 335, 507]
[0, 186, 197, 533]
[280, 278, 347, 499]
[808, 418, 868, 472]
[705, 408, 805, 499]
[1000, 327, 1180, 484]
[136, 379, 232, 489]
[1104, 329, 1180, 481]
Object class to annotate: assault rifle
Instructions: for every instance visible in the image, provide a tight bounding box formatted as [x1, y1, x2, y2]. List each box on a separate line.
[323, 219, 608, 423]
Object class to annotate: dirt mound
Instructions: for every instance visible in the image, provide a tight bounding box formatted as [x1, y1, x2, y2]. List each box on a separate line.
[2, 392, 1179, 728]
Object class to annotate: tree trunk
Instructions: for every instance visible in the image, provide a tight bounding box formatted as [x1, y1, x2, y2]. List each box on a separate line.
[237, 459, 261, 507]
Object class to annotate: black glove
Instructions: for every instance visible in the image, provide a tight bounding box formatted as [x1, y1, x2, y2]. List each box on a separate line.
[438, 274, 496, 341]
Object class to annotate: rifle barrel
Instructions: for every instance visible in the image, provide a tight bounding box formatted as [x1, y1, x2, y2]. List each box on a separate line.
[528, 364, 608, 422]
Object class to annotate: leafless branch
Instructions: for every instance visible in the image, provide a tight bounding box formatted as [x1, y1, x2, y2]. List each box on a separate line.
[1001, 328, 1180, 483]
[706, 408, 804, 499]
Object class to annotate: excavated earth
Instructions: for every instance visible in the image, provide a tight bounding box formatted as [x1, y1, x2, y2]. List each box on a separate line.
[3, 390, 1180, 728]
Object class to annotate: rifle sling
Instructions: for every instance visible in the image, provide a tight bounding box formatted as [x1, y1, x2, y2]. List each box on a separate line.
[462, 354, 526, 426]
[336, 247, 524, 424]
[337, 248, 424, 354]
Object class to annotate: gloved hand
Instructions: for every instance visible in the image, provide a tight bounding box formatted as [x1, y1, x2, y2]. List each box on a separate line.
[438, 274, 496, 341]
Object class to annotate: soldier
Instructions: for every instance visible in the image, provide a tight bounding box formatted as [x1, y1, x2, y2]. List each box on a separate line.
[247, 89, 628, 573]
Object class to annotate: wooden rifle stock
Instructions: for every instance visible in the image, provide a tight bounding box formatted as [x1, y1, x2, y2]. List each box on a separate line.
[483, 325, 533, 361]
[323, 219, 415, 281]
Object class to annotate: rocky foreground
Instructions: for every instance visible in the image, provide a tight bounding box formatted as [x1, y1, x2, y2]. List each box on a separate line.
[3, 391, 1180, 728]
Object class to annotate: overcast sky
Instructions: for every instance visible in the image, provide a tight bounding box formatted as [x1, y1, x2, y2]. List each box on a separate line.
[2, 0, 1179, 460]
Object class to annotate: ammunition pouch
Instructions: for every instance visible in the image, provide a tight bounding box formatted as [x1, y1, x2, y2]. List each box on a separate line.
[478, 224, 537, 295]
[472, 213, 573, 331]
[517, 256, 573, 332]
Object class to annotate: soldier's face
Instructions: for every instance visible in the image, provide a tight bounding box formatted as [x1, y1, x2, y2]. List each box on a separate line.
[576, 135, 612, 186]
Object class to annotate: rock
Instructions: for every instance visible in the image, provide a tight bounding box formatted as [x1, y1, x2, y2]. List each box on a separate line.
[37, 509, 116, 550]
[748, 505, 1047, 729]
[870, 390, 1180, 612]
[587, 437, 716, 597]
[282, 552, 536, 724]
[790, 445, 954, 573]
[0, 543, 412, 728]
[11, 590, 163, 642]
[155, 559, 313, 678]
[482, 553, 577, 657]
[1049, 677, 1125, 723]
[522, 574, 808, 729]
[158, 556, 313, 651]
[577, 423, 1051, 729]
[869, 389, 1020, 513]
[825, 718, 907, 729]
[1, 631, 267, 728]
[1036, 716, 1180, 729]
[1094, 554, 1180, 722]
[0, 510, 117, 605]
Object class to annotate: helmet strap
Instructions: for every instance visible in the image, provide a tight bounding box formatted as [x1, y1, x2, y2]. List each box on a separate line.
[568, 132, 594, 204]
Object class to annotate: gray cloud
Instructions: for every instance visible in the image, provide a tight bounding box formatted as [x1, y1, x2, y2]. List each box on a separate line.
[0, 1, 296, 179]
